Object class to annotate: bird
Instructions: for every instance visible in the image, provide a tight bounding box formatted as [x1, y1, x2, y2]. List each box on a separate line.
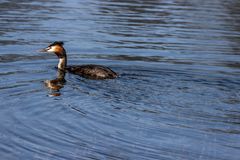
[39, 41, 118, 79]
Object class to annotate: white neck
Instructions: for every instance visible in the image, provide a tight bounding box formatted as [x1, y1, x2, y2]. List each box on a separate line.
[58, 57, 67, 70]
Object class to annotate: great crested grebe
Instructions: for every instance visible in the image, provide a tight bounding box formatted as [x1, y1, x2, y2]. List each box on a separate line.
[40, 41, 118, 79]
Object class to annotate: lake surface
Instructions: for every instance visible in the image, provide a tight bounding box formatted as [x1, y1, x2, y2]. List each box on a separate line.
[0, 0, 240, 159]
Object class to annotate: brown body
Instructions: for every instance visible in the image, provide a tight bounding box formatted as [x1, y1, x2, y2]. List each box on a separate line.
[66, 64, 117, 79]
[40, 41, 118, 80]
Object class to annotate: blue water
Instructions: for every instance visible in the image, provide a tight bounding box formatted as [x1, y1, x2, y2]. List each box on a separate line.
[0, 0, 240, 159]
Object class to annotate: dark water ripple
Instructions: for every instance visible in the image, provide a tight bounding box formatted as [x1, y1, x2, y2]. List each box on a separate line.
[0, 0, 240, 160]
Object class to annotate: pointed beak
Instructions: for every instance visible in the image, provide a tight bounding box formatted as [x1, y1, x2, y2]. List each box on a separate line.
[38, 47, 50, 53]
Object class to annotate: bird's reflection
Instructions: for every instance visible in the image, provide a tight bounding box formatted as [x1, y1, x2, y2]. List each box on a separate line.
[44, 69, 66, 96]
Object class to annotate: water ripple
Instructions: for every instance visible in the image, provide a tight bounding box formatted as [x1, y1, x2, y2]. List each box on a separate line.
[0, 0, 240, 160]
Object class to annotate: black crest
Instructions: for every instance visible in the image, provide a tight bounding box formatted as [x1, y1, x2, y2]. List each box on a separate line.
[49, 41, 64, 47]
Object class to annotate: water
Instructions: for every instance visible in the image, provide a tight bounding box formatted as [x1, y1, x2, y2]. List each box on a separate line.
[0, 0, 240, 159]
